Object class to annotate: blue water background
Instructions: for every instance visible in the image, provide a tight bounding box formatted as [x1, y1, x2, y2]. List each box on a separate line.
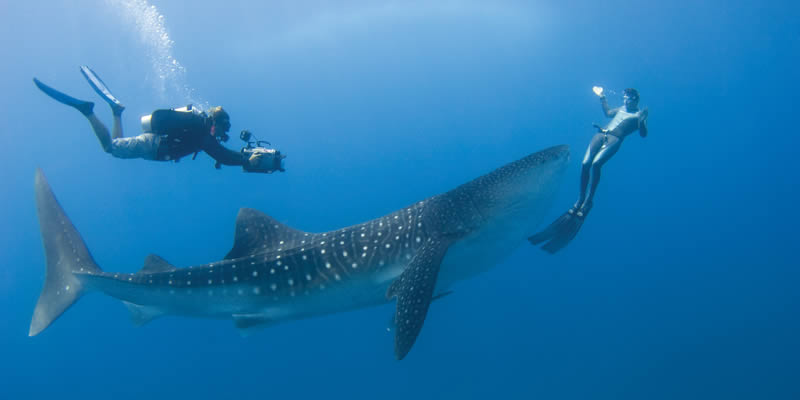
[1, 0, 798, 398]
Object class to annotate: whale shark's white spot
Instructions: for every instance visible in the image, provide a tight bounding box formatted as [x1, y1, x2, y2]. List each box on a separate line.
[352, 263, 358, 269]
[208, 279, 213, 285]
[65, 285, 70, 291]
[252, 271, 258, 277]
[416, 237, 421, 243]
[271, 283, 277, 291]
[361, 233, 365, 237]
[340, 241, 345, 245]
[379, 260, 385, 266]
[187, 281, 191, 286]
[302, 255, 308, 260]
[284, 265, 289, 270]
[168, 280, 173, 285]
[270, 268, 275, 274]
[386, 244, 391, 248]
[233, 276, 238, 282]
[306, 274, 312, 281]
[325, 262, 331, 269]
[362, 253, 367, 258]
[321, 249, 326, 254]
[288, 279, 294, 286]
[343, 251, 348, 257]
[334, 274, 341, 281]
[276, 261, 282, 266]
[253, 287, 261, 295]
[279, 240, 284, 245]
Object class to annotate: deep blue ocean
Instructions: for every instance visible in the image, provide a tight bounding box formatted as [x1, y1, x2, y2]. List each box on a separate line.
[1, 1, 798, 398]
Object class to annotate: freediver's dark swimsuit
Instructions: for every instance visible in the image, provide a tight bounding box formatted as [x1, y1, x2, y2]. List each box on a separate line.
[577, 97, 648, 211]
[149, 109, 246, 166]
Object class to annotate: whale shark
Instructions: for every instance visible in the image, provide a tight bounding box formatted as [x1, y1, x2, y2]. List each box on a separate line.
[29, 145, 569, 359]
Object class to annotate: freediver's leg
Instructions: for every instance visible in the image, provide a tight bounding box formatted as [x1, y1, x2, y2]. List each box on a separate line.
[581, 135, 622, 214]
[577, 133, 605, 209]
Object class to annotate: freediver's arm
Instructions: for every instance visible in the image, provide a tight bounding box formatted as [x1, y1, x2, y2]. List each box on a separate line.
[600, 96, 618, 118]
[639, 107, 649, 138]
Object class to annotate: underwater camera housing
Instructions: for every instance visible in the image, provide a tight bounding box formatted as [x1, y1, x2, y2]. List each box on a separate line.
[240, 130, 286, 174]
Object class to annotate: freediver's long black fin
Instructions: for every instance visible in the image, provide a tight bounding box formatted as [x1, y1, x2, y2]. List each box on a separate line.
[528, 210, 574, 245]
[80, 65, 125, 114]
[529, 208, 587, 254]
[33, 78, 94, 116]
[540, 215, 585, 254]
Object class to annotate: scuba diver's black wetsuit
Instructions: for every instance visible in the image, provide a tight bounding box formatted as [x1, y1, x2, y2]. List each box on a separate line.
[148, 108, 246, 166]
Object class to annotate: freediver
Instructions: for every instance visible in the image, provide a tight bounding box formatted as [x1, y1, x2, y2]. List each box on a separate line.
[33, 66, 285, 173]
[529, 87, 649, 253]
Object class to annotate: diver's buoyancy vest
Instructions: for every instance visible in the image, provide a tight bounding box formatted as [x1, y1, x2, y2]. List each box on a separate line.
[140, 106, 210, 160]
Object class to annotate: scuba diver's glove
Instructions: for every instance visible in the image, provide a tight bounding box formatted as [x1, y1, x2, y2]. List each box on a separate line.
[243, 147, 286, 174]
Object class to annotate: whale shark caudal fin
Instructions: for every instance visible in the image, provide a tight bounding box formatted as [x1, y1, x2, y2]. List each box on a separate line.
[224, 208, 312, 260]
[527, 208, 586, 254]
[386, 237, 454, 360]
[29, 169, 103, 336]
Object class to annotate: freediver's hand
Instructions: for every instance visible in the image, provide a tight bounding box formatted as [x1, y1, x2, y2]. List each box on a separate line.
[639, 107, 649, 122]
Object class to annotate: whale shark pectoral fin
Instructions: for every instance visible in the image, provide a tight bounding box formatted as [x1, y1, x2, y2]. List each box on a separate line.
[122, 301, 164, 326]
[386, 238, 453, 360]
[138, 254, 177, 274]
[233, 313, 275, 336]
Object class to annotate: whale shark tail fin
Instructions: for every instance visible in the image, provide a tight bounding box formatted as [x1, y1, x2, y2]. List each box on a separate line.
[29, 169, 103, 336]
[528, 207, 587, 254]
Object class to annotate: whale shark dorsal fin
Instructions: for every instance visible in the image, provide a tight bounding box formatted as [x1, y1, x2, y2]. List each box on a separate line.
[225, 208, 311, 260]
[139, 254, 177, 274]
[386, 237, 454, 360]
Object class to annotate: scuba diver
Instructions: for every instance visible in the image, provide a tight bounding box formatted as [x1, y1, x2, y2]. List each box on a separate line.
[529, 87, 649, 254]
[33, 66, 285, 174]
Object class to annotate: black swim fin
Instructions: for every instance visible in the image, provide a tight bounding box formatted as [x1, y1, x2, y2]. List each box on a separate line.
[80, 66, 125, 115]
[528, 208, 587, 254]
[33, 78, 94, 116]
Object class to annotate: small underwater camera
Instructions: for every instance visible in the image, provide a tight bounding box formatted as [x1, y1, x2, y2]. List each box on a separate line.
[240, 130, 286, 174]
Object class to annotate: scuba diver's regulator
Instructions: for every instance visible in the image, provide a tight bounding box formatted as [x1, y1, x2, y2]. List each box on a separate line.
[239, 130, 286, 174]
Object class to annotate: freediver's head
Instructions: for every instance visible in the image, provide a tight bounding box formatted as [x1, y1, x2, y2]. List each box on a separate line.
[209, 106, 231, 142]
[623, 88, 640, 109]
